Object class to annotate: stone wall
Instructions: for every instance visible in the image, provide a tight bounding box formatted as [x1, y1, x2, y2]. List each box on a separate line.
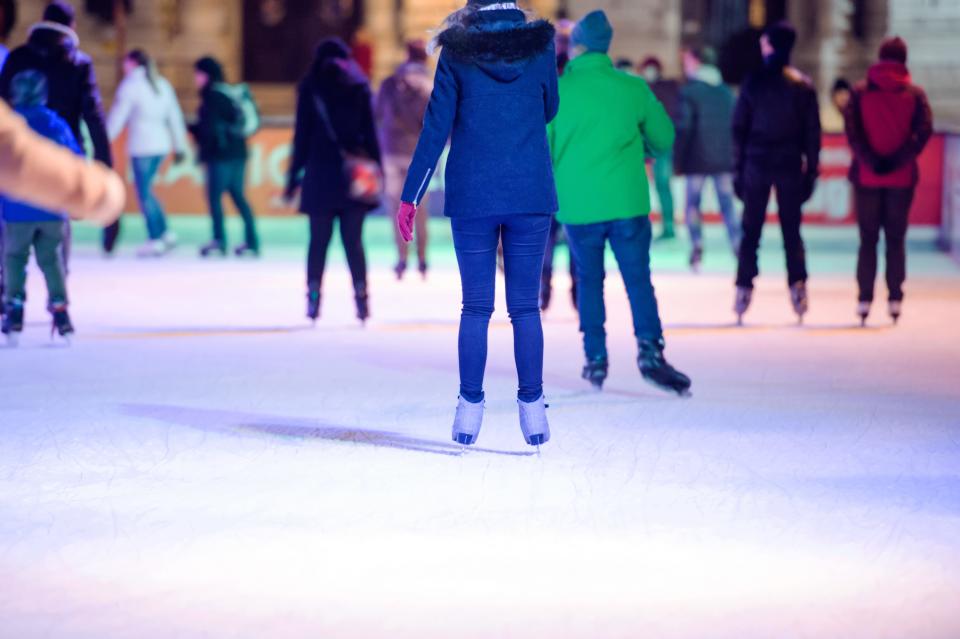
[565, 0, 682, 75]
[886, 0, 960, 129]
[6, 0, 241, 115]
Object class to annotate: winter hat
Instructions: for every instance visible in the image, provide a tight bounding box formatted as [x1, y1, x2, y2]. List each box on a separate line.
[696, 46, 719, 67]
[194, 56, 225, 84]
[764, 21, 797, 60]
[43, 1, 75, 26]
[315, 37, 351, 62]
[10, 70, 48, 108]
[572, 10, 613, 54]
[407, 39, 427, 63]
[467, 0, 515, 6]
[879, 36, 908, 64]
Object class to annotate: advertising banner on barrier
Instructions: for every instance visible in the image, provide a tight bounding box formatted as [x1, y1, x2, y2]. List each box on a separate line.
[942, 135, 960, 260]
[115, 130, 946, 226]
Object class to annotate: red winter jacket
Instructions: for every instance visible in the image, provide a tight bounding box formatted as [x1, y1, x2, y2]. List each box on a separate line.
[844, 61, 933, 188]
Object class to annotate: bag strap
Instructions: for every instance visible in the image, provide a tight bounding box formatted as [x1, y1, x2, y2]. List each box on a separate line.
[312, 91, 341, 147]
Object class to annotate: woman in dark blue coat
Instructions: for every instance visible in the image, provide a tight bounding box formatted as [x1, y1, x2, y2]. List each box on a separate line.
[286, 38, 381, 322]
[395, 0, 559, 448]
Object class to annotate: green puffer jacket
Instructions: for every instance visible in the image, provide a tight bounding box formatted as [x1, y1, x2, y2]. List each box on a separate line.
[548, 53, 675, 225]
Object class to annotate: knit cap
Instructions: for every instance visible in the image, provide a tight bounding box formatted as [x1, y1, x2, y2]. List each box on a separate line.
[571, 10, 613, 54]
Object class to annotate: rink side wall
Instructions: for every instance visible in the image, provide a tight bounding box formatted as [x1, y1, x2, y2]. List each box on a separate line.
[112, 129, 948, 228]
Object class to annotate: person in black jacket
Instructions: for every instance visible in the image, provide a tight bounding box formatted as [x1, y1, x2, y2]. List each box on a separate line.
[675, 46, 739, 271]
[732, 21, 821, 324]
[285, 39, 381, 323]
[191, 56, 260, 258]
[640, 56, 680, 241]
[0, 1, 115, 253]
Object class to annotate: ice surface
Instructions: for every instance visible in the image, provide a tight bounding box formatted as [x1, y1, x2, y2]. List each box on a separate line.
[0, 219, 958, 638]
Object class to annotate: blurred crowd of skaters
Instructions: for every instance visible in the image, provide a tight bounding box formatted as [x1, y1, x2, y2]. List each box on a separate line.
[0, 1, 933, 361]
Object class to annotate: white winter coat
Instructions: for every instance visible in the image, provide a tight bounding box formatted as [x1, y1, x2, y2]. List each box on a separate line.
[107, 67, 189, 158]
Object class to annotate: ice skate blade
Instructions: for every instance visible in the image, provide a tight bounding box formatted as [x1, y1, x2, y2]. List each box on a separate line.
[643, 377, 692, 398]
[454, 432, 476, 446]
[526, 433, 546, 447]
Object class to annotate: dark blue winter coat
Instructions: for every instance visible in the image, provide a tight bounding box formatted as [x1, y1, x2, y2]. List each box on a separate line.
[401, 9, 559, 218]
[1, 106, 81, 223]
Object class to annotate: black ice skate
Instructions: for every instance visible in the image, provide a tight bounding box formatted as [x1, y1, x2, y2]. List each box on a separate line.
[888, 300, 902, 325]
[540, 279, 552, 311]
[234, 244, 260, 258]
[306, 286, 321, 322]
[857, 301, 871, 327]
[394, 261, 407, 281]
[418, 261, 429, 280]
[50, 304, 74, 342]
[199, 240, 226, 258]
[582, 357, 609, 390]
[790, 281, 809, 324]
[638, 339, 692, 397]
[689, 244, 703, 273]
[354, 283, 370, 324]
[2, 301, 24, 346]
[734, 286, 752, 326]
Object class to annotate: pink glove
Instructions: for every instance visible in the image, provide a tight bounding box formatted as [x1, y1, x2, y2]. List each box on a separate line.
[396, 202, 417, 243]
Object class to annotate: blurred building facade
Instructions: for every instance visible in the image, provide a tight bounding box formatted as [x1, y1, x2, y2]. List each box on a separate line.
[1, 0, 958, 128]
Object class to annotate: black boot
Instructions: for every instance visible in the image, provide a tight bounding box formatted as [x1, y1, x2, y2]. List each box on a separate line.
[2, 300, 24, 335]
[234, 243, 260, 258]
[790, 281, 809, 324]
[199, 240, 226, 258]
[689, 244, 703, 273]
[638, 338, 691, 397]
[354, 282, 370, 323]
[540, 271, 553, 312]
[306, 283, 321, 322]
[734, 286, 752, 326]
[582, 357, 608, 390]
[50, 303, 74, 338]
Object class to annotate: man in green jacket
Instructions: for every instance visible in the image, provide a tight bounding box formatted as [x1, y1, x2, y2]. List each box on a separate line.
[548, 10, 691, 395]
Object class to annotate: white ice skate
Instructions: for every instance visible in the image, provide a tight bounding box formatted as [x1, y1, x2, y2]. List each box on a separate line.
[137, 240, 168, 258]
[857, 301, 871, 327]
[518, 396, 550, 447]
[452, 397, 484, 446]
[889, 300, 903, 325]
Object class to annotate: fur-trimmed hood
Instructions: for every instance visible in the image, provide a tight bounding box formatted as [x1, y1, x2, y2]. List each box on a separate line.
[438, 9, 554, 82]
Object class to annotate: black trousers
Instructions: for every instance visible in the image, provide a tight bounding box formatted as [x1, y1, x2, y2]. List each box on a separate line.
[854, 186, 914, 303]
[736, 173, 808, 288]
[308, 209, 367, 290]
[102, 219, 120, 254]
[542, 216, 577, 291]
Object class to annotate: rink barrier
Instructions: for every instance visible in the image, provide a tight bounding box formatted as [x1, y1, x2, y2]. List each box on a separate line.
[111, 129, 947, 227]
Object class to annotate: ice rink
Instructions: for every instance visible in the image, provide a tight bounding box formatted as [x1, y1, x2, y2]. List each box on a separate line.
[2, 216, 959, 638]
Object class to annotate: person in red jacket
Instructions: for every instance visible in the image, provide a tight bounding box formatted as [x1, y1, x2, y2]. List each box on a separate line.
[844, 37, 932, 326]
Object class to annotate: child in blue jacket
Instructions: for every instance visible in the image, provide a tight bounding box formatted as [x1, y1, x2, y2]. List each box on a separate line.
[395, 0, 559, 448]
[1, 70, 82, 342]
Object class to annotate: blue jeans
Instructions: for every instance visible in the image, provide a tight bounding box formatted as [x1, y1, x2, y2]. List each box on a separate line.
[132, 155, 168, 240]
[685, 173, 740, 250]
[565, 216, 663, 362]
[451, 214, 551, 404]
[206, 159, 259, 249]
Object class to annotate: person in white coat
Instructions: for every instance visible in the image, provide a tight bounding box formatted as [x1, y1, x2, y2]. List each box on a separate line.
[107, 49, 189, 257]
